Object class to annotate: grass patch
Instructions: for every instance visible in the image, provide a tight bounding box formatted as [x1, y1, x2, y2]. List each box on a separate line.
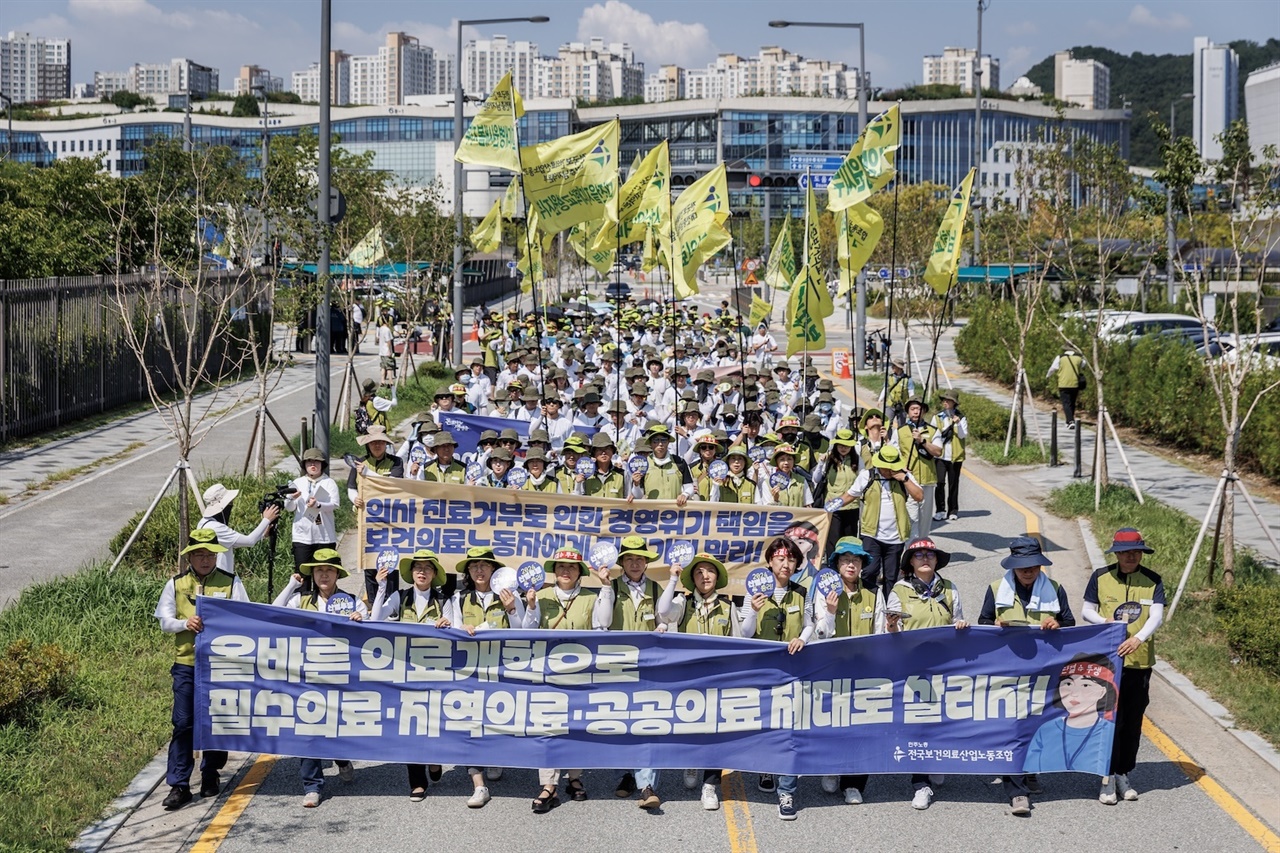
[1046, 481, 1280, 746]
[27, 442, 149, 493]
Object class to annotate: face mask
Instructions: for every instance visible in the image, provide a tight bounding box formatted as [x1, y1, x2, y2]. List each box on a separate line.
[818, 402, 833, 414]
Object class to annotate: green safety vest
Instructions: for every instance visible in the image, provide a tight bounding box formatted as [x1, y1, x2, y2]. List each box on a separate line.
[365, 399, 388, 431]
[172, 570, 236, 666]
[719, 475, 755, 504]
[483, 333, 501, 368]
[933, 415, 967, 464]
[825, 460, 859, 500]
[536, 587, 598, 630]
[679, 595, 735, 636]
[1094, 565, 1160, 669]
[643, 459, 684, 500]
[366, 454, 396, 475]
[989, 577, 1064, 626]
[397, 588, 444, 624]
[775, 472, 807, 507]
[886, 373, 910, 405]
[584, 468, 627, 500]
[610, 577, 662, 631]
[1058, 353, 1084, 390]
[522, 476, 560, 493]
[753, 583, 807, 642]
[829, 585, 880, 638]
[424, 460, 467, 484]
[898, 424, 938, 486]
[794, 443, 815, 473]
[860, 478, 912, 542]
[690, 460, 715, 501]
[892, 578, 957, 630]
[459, 591, 512, 629]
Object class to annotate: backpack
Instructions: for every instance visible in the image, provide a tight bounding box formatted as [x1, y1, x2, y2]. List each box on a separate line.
[354, 403, 372, 436]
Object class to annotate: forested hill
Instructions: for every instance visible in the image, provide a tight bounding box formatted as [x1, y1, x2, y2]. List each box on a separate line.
[1023, 40, 1280, 167]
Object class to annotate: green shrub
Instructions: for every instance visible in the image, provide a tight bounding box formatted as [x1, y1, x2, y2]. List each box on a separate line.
[0, 641, 77, 724]
[1213, 586, 1280, 679]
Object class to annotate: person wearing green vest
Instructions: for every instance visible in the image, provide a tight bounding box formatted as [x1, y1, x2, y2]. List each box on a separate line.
[688, 433, 722, 501]
[897, 399, 943, 541]
[355, 378, 395, 436]
[155, 529, 246, 811]
[657, 552, 738, 810]
[1046, 347, 1086, 429]
[880, 358, 914, 427]
[1082, 528, 1166, 806]
[579, 433, 628, 499]
[271, 549, 364, 807]
[831, 444, 922, 595]
[760, 444, 812, 507]
[422, 431, 467, 485]
[526, 547, 613, 814]
[978, 537, 1075, 817]
[739, 537, 816, 820]
[633, 423, 694, 504]
[348, 425, 404, 604]
[886, 538, 969, 811]
[816, 429, 861, 548]
[369, 550, 452, 803]
[520, 447, 560, 492]
[710, 444, 756, 503]
[856, 408, 891, 469]
[557, 438, 589, 493]
[598, 536, 666, 810]
[929, 392, 968, 523]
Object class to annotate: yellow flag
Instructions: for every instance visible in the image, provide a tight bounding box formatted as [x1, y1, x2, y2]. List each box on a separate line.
[344, 224, 387, 266]
[748, 294, 772, 329]
[470, 201, 503, 253]
[665, 163, 730, 298]
[802, 186, 834, 320]
[784, 270, 828, 355]
[827, 104, 900, 212]
[570, 222, 616, 276]
[836, 204, 884, 296]
[515, 209, 543, 292]
[923, 167, 976, 296]
[500, 179, 521, 217]
[641, 227, 661, 272]
[454, 71, 524, 172]
[631, 140, 671, 237]
[764, 214, 797, 292]
[590, 141, 665, 253]
[521, 119, 619, 236]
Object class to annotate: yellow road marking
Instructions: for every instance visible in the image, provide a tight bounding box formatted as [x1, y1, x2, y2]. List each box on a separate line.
[720, 771, 759, 853]
[189, 754, 276, 853]
[1143, 720, 1280, 852]
[961, 468, 1040, 538]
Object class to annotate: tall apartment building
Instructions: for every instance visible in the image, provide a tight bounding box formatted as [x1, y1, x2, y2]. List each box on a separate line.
[922, 46, 999, 94]
[1193, 36, 1239, 160]
[644, 47, 856, 103]
[234, 65, 283, 96]
[1, 31, 72, 102]
[345, 34, 434, 106]
[463, 36, 540, 97]
[1054, 51, 1110, 110]
[93, 58, 218, 100]
[644, 65, 684, 103]
[538, 38, 643, 102]
[1243, 62, 1280, 162]
[291, 51, 351, 105]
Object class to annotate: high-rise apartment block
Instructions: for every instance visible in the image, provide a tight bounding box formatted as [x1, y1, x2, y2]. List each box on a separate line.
[644, 47, 856, 103]
[922, 47, 999, 94]
[1054, 51, 1110, 110]
[1, 31, 72, 102]
[1243, 62, 1280, 163]
[234, 65, 283, 96]
[93, 58, 218, 100]
[538, 39, 643, 102]
[463, 36, 541, 98]
[1193, 36, 1239, 161]
[291, 51, 351, 105]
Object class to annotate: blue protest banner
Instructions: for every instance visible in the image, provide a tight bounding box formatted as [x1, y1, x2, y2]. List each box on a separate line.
[437, 413, 528, 462]
[196, 599, 1125, 777]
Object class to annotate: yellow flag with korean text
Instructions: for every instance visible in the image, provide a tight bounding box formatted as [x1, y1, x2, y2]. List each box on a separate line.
[590, 141, 665, 253]
[521, 119, 619, 236]
[836, 204, 884, 296]
[515, 209, 543, 292]
[923, 167, 975, 296]
[664, 163, 730, 298]
[454, 71, 524, 172]
[571, 221, 617, 276]
[827, 104, 900, 212]
[500, 179, 521, 217]
[470, 201, 503, 253]
[748, 294, 772, 329]
[764, 214, 797, 293]
[344, 224, 388, 267]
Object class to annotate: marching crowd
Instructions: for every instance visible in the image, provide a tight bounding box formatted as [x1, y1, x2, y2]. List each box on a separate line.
[155, 302, 1164, 822]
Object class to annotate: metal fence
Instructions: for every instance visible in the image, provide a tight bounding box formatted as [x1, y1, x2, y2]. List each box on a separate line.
[0, 271, 266, 442]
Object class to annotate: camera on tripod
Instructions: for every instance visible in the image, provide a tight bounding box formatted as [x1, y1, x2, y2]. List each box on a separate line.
[258, 484, 297, 514]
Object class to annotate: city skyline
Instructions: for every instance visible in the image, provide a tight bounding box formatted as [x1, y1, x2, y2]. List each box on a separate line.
[4, 0, 1275, 96]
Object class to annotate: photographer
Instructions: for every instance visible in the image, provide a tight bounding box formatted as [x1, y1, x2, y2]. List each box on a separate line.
[930, 392, 968, 523]
[283, 448, 340, 573]
[196, 482, 280, 576]
[896, 399, 943, 540]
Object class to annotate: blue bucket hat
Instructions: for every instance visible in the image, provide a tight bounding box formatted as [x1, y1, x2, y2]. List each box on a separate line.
[830, 536, 869, 565]
[1000, 537, 1053, 570]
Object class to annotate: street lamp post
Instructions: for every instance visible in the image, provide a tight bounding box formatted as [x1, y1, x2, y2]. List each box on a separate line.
[769, 20, 868, 369]
[251, 84, 271, 269]
[0, 93, 13, 161]
[452, 15, 550, 365]
[1166, 92, 1194, 306]
[973, 0, 990, 262]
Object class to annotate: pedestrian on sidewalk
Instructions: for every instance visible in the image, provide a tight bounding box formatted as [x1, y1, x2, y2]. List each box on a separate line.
[1082, 528, 1165, 805]
[930, 392, 967, 522]
[350, 299, 364, 354]
[1046, 347, 1085, 429]
[196, 483, 279, 577]
[154, 529, 247, 811]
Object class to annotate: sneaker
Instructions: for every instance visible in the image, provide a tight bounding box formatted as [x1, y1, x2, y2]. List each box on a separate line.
[932, 511, 946, 522]
[947, 513, 959, 521]
[1010, 795, 1031, 816]
[683, 769, 700, 790]
[302, 791, 321, 808]
[409, 787, 427, 803]
[337, 762, 355, 783]
[757, 773, 776, 793]
[615, 772, 636, 798]
[200, 771, 221, 798]
[428, 764, 443, 782]
[777, 792, 797, 820]
[911, 786, 933, 810]
[1024, 774, 1043, 795]
[844, 787, 863, 805]
[991, 777, 1004, 785]
[821, 775, 839, 794]
[638, 786, 661, 810]
[1116, 774, 1139, 801]
[1099, 776, 1118, 805]
[928, 774, 946, 787]
[485, 767, 504, 781]
[1068, 421, 1076, 430]
[467, 786, 491, 808]
[162, 785, 192, 811]
[701, 783, 720, 811]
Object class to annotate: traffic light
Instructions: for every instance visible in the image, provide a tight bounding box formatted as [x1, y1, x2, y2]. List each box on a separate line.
[727, 171, 800, 190]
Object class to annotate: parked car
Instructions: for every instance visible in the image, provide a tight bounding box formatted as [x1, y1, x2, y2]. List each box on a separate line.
[1099, 312, 1213, 341]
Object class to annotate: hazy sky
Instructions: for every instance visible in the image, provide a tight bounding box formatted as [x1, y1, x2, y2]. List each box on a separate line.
[4, 0, 1277, 90]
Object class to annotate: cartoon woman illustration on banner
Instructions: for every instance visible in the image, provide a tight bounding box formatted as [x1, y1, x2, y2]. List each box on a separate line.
[1023, 654, 1118, 774]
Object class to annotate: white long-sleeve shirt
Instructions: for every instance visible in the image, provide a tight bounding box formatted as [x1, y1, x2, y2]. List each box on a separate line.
[154, 572, 249, 634]
[443, 589, 536, 630]
[197, 516, 272, 575]
[271, 575, 369, 619]
[738, 583, 817, 644]
[283, 475, 340, 544]
[814, 584, 888, 639]
[656, 577, 741, 636]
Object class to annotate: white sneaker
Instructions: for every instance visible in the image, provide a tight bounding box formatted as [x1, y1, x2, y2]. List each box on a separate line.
[843, 787, 863, 804]
[932, 512, 946, 522]
[1116, 774, 1139, 801]
[912, 786, 933, 810]
[485, 767, 503, 781]
[302, 791, 321, 808]
[947, 513, 958, 521]
[467, 786, 491, 808]
[928, 774, 945, 787]
[1099, 776, 1118, 805]
[337, 762, 355, 782]
[821, 775, 839, 794]
[683, 769, 700, 790]
[701, 783, 720, 810]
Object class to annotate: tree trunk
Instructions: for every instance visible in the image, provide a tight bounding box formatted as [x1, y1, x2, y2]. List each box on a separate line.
[1222, 424, 1239, 587]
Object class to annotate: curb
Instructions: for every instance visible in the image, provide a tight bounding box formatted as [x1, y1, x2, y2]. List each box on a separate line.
[1078, 517, 1280, 776]
[71, 750, 167, 853]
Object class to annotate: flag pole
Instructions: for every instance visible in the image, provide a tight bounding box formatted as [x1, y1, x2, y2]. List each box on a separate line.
[802, 167, 812, 394]
[732, 214, 747, 416]
[844, 211, 860, 418]
[882, 175, 901, 422]
[508, 75, 546, 393]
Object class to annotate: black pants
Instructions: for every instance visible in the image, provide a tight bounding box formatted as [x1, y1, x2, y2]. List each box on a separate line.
[1111, 667, 1152, 775]
[861, 537, 904, 598]
[826, 508, 860, 554]
[1060, 387, 1080, 424]
[934, 459, 962, 516]
[350, 323, 362, 353]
